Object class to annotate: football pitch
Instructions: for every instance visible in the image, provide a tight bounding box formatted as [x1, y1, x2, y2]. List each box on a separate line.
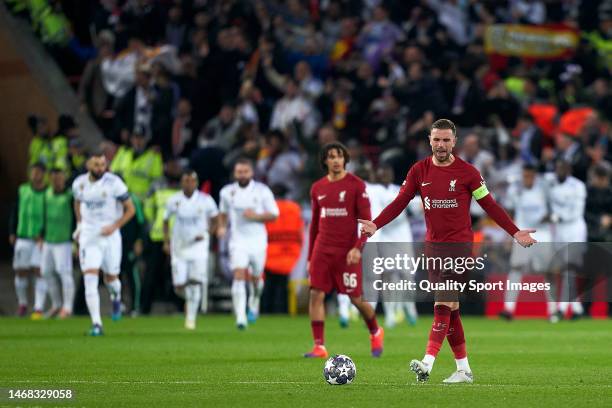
[1, 315, 611, 407]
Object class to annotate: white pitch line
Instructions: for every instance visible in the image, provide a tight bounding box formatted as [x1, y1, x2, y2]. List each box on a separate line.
[4, 380, 612, 388]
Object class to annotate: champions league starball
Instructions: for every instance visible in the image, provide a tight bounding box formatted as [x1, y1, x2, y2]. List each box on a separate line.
[323, 354, 356, 385]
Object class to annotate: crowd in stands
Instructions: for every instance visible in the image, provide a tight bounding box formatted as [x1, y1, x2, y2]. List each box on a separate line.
[10, 0, 612, 313]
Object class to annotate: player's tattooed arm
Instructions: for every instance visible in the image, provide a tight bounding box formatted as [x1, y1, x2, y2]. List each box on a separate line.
[243, 209, 278, 222]
[101, 197, 135, 236]
[216, 213, 228, 239]
[72, 199, 82, 240]
[162, 218, 171, 254]
[208, 215, 219, 236]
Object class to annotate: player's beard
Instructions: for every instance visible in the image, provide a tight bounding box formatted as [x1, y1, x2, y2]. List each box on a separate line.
[237, 178, 251, 187]
[434, 149, 450, 162]
[90, 170, 105, 180]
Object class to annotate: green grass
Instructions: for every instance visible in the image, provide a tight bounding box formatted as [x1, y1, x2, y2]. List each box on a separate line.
[0, 315, 611, 407]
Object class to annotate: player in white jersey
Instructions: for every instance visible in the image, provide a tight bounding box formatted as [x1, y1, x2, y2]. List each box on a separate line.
[501, 164, 555, 320]
[366, 165, 418, 327]
[72, 152, 135, 336]
[546, 159, 587, 319]
[218, 158, 279, 329]
[164, 169, 219, 330]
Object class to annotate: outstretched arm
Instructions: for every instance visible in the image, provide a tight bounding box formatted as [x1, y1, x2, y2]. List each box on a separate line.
[476, 190, 536, 248]
[363, 166, 419, 237]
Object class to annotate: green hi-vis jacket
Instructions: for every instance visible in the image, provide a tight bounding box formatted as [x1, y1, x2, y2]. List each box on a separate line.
[10, 183, 46, 239]
[110, 146, 163, 200]
[43, 187, 73, 243]
[144, 182, 179, 242]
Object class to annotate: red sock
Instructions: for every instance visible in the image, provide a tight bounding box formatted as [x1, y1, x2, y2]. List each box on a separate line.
[365, 315, 379, 335]
[311, 320, 324, 345]
[447, 309, 466, 359]
[425, 305, 452, 357]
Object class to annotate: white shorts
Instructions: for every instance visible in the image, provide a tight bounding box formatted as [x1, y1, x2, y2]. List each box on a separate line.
[41, 242, 73, 276]
[78, 231, 122, 275]
[13, 238, 42, 270]
[171, 255, 208, 286]
[510, 242, 555, 273]
[229, 242, 267, 277]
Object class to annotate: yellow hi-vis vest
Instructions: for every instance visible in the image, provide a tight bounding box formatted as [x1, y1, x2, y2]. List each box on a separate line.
[110, 146, 163, 200]
[144, 185, 179, 242]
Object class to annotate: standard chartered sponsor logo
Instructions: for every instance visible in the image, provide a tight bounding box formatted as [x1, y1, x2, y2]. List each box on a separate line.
[423, 197, 458, 210]
[320, 207, 348, 218]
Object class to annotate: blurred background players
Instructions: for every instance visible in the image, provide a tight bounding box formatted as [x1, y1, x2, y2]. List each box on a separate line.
[9, 163, 47, 318]
[218, 159, 279, 329]
[41, 167, 75, 319]
[164, 170, 218, 330]
[73, 152, 135, 335]
[546, 159, 588, 319]
[363, 164, 418, 328]
[501, 163, 555, 321]
[305, 142, 383, 359]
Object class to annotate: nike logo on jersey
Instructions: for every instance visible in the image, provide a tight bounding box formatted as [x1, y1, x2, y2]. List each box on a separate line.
[421, 182, 432, 186]
[317, 195, 326, 200]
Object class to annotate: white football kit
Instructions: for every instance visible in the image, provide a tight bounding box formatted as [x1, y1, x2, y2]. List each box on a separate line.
[219, 180, 279, 276]
[546, 174, 587, 243]
[505, 179, 553, 272]
[164, 191, 219, 285]
[73, 172, 129, 275]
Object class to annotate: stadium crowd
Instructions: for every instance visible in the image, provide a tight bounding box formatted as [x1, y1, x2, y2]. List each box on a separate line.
[7, 0, 612, 317]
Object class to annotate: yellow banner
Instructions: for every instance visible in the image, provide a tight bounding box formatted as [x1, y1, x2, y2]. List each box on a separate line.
[485, 25, 579, 59]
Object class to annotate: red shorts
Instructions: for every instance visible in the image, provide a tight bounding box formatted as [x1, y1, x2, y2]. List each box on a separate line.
[424, 242, 474, 284]
[309, 245, 362, 297]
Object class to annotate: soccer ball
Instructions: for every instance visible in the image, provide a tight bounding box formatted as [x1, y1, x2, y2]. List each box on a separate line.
[323, 354, 356, 385]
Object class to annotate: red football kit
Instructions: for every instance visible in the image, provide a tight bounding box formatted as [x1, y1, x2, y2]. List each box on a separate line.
[309, 172, 371, 296]
[373, 155, 518, 242]
[372, 154, 520, 369]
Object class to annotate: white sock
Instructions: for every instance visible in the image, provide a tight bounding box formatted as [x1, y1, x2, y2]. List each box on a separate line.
[456, 357, 471, 373]
[45, 274, 62, 310]
[422, 354, 435, 372]
[200, 281, 208, 313]
[232, 280, 247, 325]
[571, 301, 584, 315]
[14, 275, 28, 306]
[247, 279, 264, 315]
[59, 271, 75, 312]
[84, 274, 102, 326]
[504, 270, 522, 313]
[185, 284, 201, 323]
[33, 276, 47, 312]
[106, 278, 121, 302]
[383, 302, 395, 326]
[547, 301, 557, 316]
[558, 302, 569, 313]
[338, 294, 350, 320]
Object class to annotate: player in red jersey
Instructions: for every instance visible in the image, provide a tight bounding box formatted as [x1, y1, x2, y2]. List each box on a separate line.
[304, 142, 384, 359]
[359, 119, 537, 383]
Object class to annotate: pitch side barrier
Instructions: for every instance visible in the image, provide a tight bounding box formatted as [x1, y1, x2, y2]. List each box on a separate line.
[361, 242, 612, 303]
